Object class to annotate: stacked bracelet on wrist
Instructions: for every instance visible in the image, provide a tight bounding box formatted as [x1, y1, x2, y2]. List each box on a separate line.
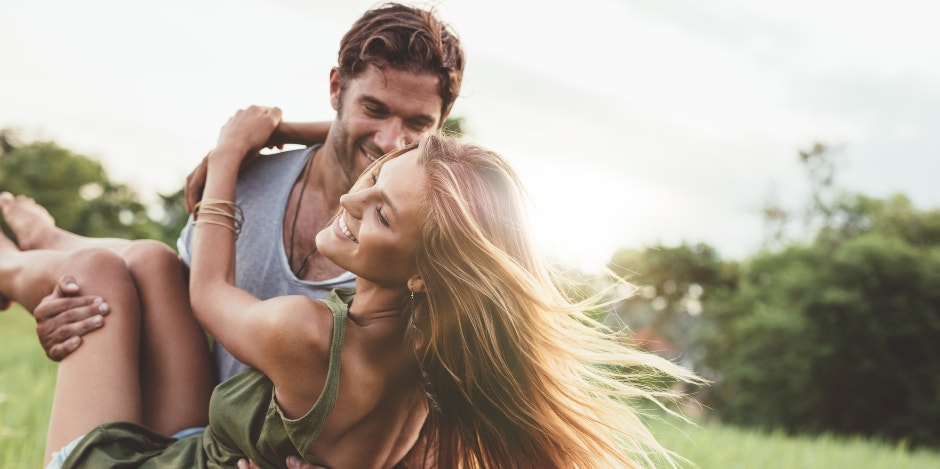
[193, 198, 244, 238]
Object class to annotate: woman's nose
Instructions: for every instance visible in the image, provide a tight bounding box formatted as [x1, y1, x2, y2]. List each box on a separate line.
[339, 192, 363, 217]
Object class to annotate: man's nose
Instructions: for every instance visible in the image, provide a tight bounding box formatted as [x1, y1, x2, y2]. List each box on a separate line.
[374, 120, 408, 154]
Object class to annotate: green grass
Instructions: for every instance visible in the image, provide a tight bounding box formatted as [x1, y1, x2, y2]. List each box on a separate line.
[0, 305, 56, 469]
[651, 412, 940, 468]
[2, 304, 940, 469]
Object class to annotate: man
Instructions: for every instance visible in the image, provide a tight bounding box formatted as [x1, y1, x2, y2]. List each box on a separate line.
[26, 3, 463, 467]
[33, 2, 463, 372]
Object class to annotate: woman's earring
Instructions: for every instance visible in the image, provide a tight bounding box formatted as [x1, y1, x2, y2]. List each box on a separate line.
[410, 290, 415, 302]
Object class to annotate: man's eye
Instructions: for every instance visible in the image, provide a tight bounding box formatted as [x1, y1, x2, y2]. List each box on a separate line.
[407, 121, 431, 132]
[365, 105, 386, 116]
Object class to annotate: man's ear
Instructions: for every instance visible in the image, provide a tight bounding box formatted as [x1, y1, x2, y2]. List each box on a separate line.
[407, 275, 426, 293]
[329, 67, 342, 111]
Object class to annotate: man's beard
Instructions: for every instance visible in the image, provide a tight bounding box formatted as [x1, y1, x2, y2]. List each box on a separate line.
[328, 111, 359, 187]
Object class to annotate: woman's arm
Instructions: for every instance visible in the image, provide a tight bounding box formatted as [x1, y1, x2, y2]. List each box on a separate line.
[187, 107, 332, 378]
[184, 119, 330, 212]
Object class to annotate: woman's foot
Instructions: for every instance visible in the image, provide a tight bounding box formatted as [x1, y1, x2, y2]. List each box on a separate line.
[0, 192, 135, 254]
[0, 192, 61, 250]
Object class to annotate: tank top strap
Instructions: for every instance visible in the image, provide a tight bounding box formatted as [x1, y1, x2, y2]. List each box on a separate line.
[284, 289, 353, 462]
[321, 289, 352, 396]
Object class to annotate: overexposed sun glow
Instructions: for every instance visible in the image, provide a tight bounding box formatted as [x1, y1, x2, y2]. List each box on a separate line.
[522, 163, 667, 273]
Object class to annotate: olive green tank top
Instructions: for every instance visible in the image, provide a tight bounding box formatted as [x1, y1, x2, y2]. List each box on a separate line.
[60, 289, 352, 469]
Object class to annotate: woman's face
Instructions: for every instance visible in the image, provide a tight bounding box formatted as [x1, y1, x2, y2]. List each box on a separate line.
[316, 149, 427, 287]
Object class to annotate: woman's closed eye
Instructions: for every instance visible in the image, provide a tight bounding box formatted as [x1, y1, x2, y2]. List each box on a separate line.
[376, 206, 390, 227]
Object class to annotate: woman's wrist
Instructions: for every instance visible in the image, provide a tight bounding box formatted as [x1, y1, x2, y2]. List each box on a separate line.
[207, 144, 251, 166]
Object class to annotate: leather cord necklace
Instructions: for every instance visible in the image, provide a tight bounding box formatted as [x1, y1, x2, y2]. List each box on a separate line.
[288, 149, 317, 277]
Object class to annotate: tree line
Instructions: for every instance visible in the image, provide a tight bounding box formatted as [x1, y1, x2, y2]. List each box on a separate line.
[609, 145, 940, 447]
[0, 130, 187, 246]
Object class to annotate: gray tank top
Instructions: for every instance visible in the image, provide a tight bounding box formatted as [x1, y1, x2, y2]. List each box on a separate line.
[178, 146, 356, 382]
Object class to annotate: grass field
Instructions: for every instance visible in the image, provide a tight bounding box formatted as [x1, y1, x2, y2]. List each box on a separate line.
[0, 306, 56, 469]
[2, 304, 940, 469]
[651, 418, 940, 469]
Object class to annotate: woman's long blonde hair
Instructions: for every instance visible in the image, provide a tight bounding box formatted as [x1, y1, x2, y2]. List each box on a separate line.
[407, 133, 700, 468]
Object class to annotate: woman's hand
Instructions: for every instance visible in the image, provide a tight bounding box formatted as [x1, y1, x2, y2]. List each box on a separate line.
[186, 106, 284, 211]
[212, 106, 283, 165]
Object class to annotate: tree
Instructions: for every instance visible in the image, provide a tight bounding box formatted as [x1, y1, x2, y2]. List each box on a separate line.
[155, 187, 189, 246]
[0, 130, 175, 245]
[760, 142, 842, 250]
[442, 116, 466, 137]
[700, 192, 940, 446]
[612, 143, 940, 447]
[607, 243, 737, 375]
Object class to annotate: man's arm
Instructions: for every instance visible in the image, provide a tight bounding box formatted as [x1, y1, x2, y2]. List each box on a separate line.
[32, 275, 111, 361]
[271, 121, 330, 147]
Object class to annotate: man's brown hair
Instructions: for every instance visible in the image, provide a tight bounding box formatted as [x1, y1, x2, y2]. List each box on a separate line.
[338, 3, 465, 120]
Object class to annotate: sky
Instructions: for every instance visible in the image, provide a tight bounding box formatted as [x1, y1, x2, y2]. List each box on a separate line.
[2, 0, 938, 270]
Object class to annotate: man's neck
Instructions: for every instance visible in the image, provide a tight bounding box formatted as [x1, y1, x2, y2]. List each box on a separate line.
[308, 140, 355, 207]
[282, 143, 352, 281]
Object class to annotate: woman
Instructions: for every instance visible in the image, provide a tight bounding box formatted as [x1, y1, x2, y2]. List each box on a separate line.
[2, 107, 699, 468]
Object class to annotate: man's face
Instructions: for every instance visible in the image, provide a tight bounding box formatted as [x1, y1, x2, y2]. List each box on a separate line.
[327, 64, 443, 185]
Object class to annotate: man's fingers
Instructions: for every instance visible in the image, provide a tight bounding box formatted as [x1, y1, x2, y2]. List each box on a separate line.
[47, 336, 82, 361]
[54, 275, 80, 297]
[185, 156, 210, 213]
[34, 296, 108, 362]
[238, 455, 324, 469]
[34, 295, 108, 322]
[40, 310, 105, 344]
[39, 314, 104, 361]
[285, 455, 326, 469]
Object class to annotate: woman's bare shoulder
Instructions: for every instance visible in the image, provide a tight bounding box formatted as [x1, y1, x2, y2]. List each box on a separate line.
[262, 295, 335, 338]
[246, 295, 338, 372]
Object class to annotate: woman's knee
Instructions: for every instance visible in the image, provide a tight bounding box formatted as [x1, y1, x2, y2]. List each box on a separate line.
[123, 240, 182, 277]
[67, 248, 135, 292]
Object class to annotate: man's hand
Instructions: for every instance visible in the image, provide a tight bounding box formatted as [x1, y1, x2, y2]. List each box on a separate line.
[33, 275, 110, 361]
[185, 155, 211, 213]
[237, 455, 325, 469]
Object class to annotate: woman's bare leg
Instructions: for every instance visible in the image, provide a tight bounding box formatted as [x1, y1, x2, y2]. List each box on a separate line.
[1, 192, 213, 434]
[0, 234, 142, 464]
[123, 240, 213, 435]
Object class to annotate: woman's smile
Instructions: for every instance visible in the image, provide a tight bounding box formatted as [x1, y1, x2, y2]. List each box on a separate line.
[338, 211, 359, 243]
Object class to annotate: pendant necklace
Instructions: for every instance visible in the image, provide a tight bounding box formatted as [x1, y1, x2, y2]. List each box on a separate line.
[288, 149, 318, 277]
